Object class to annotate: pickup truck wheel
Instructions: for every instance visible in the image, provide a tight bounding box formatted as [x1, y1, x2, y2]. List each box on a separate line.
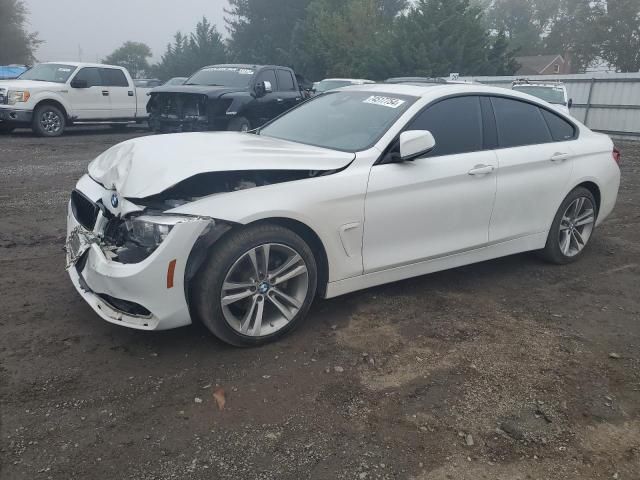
[32, 105, 66, 137]
[227, 116, 251, 132]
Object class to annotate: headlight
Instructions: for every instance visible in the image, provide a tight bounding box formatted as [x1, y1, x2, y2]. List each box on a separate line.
[8, 90, 30, 105]
[124, 215, 184, 249]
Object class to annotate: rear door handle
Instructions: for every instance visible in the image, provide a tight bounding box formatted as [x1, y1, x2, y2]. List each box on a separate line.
[102, 90, 109, 96]
[276, 98, 284, 102]
[468, 164, 495, 176]
[550, 152, 570, 162]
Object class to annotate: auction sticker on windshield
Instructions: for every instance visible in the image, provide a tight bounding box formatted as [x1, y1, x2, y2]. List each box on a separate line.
[363, 96, 406, 109]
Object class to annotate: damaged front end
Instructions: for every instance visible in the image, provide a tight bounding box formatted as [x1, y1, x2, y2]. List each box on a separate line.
[147, 92, 233, 132]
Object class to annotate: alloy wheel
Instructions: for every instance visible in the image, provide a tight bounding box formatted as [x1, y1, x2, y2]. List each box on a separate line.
[221, 243, 309, 337]
[40, 110, 62, 134]
[558, 196, 596, 257]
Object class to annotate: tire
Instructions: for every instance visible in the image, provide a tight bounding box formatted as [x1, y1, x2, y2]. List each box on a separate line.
[193, 224, 318, 347]
[227, 116, 251, 132]
[540, 187, 598, 264]
[32, 104, 66, 137]
[0, 124, 15, 134]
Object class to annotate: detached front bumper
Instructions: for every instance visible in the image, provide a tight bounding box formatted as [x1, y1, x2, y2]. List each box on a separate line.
[66, 181, 212, 331]
[0, 106, 33, 125]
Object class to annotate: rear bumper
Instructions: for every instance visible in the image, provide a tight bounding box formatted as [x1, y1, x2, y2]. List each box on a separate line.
[0, 107, 33, 125]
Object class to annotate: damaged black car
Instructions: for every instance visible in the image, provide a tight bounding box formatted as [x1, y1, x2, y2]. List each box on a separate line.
[147, 64, 304, 133]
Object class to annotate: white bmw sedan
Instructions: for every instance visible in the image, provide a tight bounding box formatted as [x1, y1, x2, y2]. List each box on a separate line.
[66, 84, 621, 346]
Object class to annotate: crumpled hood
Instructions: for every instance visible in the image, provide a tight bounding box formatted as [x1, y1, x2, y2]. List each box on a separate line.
[88, 132, 355, 198]
[149, 85, 247, 98]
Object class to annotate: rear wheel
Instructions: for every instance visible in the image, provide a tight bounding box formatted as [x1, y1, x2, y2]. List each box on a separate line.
[540, 187, 597, 264]
[32, 104, 66, 137]
[227, 116, 251, 132]
[193, 224, 318, 347]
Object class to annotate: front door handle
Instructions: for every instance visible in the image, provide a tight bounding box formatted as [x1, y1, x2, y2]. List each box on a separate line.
[468, 164, 495, 176]
[102, 90, 109, 96]
[276, 98, 284, 102]
[550, 152, 570, 162]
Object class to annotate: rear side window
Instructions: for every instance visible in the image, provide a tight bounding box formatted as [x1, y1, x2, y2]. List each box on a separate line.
[491, 97, 552, 147]
[101, 68, 129, 87]
[276, 69, 296, 91]
[541, 109, 576, 141]
[74, 67, 102, 87]
[255, 69, 277, 89]
[408, 96, 483, 156]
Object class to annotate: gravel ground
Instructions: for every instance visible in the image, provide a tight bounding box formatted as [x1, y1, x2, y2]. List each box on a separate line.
[1, 127, 639, 480]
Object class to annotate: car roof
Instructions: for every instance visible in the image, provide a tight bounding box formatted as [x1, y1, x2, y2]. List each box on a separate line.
[43, 61, 123, 69]
[200, 64, 292, 71]
[340, 82, 564, 104]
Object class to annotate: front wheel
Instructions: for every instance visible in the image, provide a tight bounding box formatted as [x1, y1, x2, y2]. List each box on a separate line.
[32, 104, 66, 137]
[540, 187, 597, 264]
[193, 224, 318, 347]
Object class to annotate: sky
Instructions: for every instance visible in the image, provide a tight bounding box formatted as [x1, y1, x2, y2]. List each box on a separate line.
[23, 0, 229, 63]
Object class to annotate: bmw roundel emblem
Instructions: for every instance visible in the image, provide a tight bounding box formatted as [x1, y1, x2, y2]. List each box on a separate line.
[111, 193, 119, 208]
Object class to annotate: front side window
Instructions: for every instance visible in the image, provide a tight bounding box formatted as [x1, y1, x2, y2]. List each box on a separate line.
[73, 67, 103, 87]
[407, 96, 483, 157]
[19, 63, 76, 83]
[260, 91, 417, 152]
[185, 66, 255, 88]
[255, 69, 277, 89]
[491, 97, 552, 148]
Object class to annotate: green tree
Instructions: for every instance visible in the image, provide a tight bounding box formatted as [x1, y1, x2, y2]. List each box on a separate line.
[393, 0, 513, 77]
[103, 41, 152, 78]
[299, 0, 398, 79]
[153, 18, 227, 80]
[601, 0, 640, 72]
[0, 0, 41, 64]
[544, 0, 606, 73]
[225, 0, 313, 66]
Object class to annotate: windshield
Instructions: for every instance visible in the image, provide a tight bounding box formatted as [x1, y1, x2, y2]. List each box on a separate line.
[18, 63, 76, 83]
[185, 66, 255, 87]
[513, 85, 566, 105]
[315, 80, 354, 93]
[260, 91, 417, 152]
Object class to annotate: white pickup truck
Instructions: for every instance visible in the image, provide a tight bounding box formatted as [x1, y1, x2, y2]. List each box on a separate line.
[0, 62, 150, 137]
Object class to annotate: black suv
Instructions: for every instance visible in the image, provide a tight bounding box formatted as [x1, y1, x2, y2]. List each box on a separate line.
[147, 64, 303, 133]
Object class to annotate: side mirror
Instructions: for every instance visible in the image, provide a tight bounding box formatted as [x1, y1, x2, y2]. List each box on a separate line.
[255, 80, 273, 98]
[399, 130, 436, 161]
[567, 98, 573, 109]
[71, 79, 88, 89]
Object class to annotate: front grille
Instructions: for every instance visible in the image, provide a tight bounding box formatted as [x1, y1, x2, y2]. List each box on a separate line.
[71, 190, 99, 230]
[0, 88, 6, 105]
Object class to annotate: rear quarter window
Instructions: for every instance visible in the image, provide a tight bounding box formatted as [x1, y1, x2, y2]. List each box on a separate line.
[541, 109, 576, 141]
[491, 96, 552, 148]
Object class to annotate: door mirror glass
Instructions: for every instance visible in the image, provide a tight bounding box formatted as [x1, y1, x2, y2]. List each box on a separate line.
[71, 79, 88, 89]
[399, 130, 436, 161]
[255, 80, 273, 98]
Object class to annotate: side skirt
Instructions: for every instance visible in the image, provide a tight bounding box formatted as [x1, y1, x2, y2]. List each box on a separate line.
[324, 232, 548, 299]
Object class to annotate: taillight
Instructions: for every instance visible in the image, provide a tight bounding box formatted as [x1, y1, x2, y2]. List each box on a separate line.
[612, 146, 621, 165]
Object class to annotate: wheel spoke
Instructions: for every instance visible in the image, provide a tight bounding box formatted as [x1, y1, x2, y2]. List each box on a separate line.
[560, 230, 571, 255]
[573, 229, 585, 248]
[575, 210, 595, 227]
[223, 280, 255, 290]
[572, 198, 585, 219]
[249, 299, 265, 336]
[247, 249, 260, 280]
[260, 244, 270, 279]
[222, 288, 254, 306]
[240, 297, 258, 334]
[270, 287, 302, 309]
[267, 292, 295, 321]
[560, 216, 572, 231]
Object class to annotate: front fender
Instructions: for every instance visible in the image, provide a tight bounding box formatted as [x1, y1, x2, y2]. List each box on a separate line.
[27, 91, 73, 116]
